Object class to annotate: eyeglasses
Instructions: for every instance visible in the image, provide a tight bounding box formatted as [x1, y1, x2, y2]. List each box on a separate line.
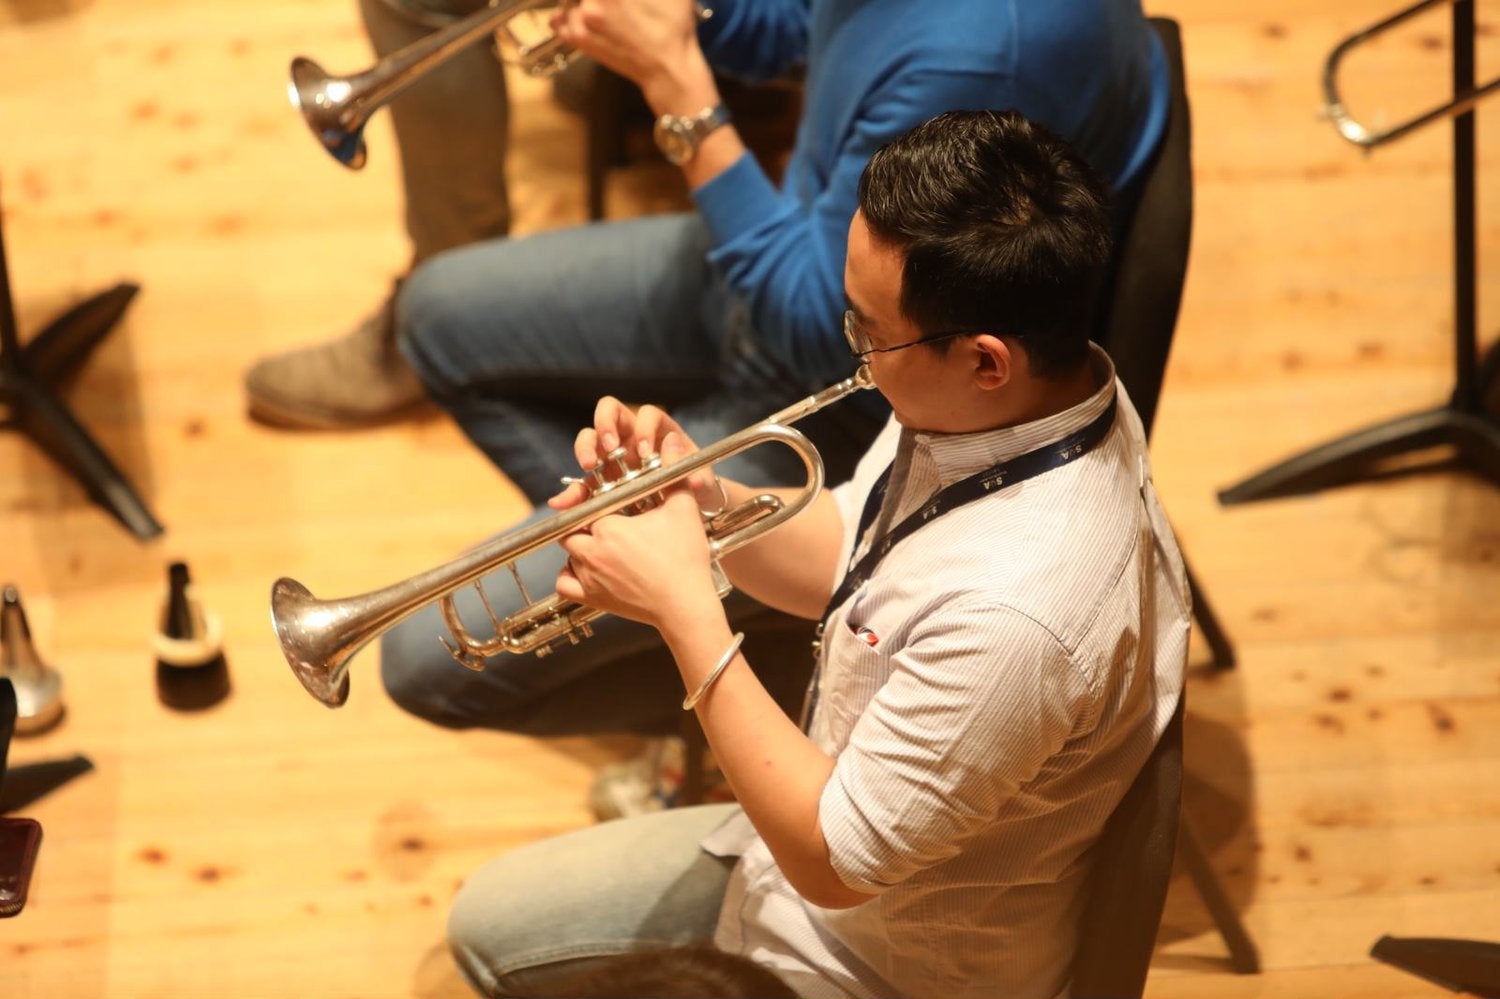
[842, 309, 979, 360]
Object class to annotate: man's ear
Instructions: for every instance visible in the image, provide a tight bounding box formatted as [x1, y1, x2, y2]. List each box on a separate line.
[972, 334, 1013, 391]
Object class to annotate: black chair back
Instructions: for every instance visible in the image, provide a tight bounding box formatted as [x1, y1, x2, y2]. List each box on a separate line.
[1099, 17, 1195, 440]
[1068, 17, 1194, 997]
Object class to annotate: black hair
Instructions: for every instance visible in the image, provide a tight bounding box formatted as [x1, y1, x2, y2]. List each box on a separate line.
[856, 109, 1114, 378]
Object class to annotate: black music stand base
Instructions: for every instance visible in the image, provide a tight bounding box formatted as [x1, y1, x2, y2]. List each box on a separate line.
[1220, 2, 1495, 507]
[1218, 403, 1500, 504]
[1, 266, 164, 541]
[0, 755, 95, 814]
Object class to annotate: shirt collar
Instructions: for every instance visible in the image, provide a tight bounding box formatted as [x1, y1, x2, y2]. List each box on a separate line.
[909, 344, 1117, 487]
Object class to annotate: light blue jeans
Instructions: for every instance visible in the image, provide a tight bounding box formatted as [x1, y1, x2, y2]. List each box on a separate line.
[396, 213, 881, 501]
[448, 804, 740, 997]
[381, 213, 884, 736]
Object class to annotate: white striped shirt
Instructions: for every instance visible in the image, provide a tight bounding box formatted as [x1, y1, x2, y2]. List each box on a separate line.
[706, 347, 1190, 999]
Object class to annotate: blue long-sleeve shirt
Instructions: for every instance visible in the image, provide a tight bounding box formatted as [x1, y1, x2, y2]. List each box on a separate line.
[692, 0, 1169, 387]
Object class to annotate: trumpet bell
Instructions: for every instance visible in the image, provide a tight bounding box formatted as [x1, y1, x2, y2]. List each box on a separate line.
[288, 56, 369, 169]
[272, 578, 352, 707]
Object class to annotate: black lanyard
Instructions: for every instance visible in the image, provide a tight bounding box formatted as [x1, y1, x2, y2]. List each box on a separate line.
[823, 396, 1118, 619]
[801, 396, 1118, 731]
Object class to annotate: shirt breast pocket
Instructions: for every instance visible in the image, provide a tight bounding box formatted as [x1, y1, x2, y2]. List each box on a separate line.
[815, 613, 892, 740]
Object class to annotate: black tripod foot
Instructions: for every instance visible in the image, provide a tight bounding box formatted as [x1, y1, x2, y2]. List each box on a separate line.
[0, 754, 94, 813]
[6, 370, 164, 540]
[1372, 935, 1500, 998]
[22, 283, 140, 384]
[2, 284, 164, 541]
[1218, 406, 1500, 505]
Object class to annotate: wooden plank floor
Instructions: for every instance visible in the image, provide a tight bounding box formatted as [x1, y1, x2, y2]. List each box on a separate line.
[1, 1, 1497, 996]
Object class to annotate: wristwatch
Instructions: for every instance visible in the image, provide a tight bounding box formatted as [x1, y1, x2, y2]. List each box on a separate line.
[653, 104, 732, 166]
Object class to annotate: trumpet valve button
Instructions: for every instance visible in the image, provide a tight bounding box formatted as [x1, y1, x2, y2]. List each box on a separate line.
[606, 446, 632, 477]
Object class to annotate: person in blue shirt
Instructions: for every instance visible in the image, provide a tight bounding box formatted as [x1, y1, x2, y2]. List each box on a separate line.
[370, 0, 1169, 749]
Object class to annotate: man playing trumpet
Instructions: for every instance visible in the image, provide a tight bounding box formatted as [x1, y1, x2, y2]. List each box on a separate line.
[443, 109, 1189, 999]
[375, 0, 1173, 818]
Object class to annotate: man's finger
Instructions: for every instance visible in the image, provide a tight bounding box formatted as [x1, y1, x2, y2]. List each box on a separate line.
[547, 481, 590, 510]
[573, 426, 600, 472]
[593, 396, 633, 455]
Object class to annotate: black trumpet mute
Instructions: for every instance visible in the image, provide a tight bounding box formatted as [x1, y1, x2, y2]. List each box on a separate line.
[153, 562, 231, 711]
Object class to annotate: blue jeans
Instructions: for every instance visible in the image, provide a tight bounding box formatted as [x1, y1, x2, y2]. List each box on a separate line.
[397, 213, 881, 499]
[448, 804, 739, 997]
[382, 213, 884, 735]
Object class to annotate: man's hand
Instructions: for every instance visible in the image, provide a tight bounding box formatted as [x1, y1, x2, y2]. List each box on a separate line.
[552, 0, 718, 115]
[554, 435, 722, 629]
[547, 397, 720, 513]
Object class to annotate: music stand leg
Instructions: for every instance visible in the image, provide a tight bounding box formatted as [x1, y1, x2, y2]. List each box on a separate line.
[1, 209, 163, 541]
[6, 369, 165, 540]
[1217, 407, 1500, 503]
[21, 282, 140, 384]
[1219, 1, 1496, 505]
[0, 755, 95, 814]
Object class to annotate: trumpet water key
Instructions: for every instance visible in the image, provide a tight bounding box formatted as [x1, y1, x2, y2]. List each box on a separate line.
[272, 366, 875, 707]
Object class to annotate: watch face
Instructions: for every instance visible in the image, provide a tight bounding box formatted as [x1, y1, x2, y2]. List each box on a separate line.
[654, 119, 693, 165]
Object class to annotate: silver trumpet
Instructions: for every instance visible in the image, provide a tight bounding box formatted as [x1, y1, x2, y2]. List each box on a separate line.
[272, 366, 875, 707]
[1322, 0, 1499, 149]
[291, 0, 565, 169]
[290, 0, 713, 169]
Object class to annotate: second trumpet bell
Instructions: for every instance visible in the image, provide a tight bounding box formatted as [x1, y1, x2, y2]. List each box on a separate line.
[289, 0, 571, 170]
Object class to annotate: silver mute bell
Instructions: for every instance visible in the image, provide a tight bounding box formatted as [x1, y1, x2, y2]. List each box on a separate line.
[1, 585, 64, 734]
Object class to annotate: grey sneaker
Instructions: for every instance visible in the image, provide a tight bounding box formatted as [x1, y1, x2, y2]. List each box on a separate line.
[245, 290, 427, 429]
[588, 737, 736, 822]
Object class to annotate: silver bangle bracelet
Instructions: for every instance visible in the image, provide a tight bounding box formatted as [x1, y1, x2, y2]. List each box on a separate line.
[682, 631, 745, 710]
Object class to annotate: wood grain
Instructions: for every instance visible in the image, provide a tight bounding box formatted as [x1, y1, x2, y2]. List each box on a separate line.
[1, 1, 1497, 997]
